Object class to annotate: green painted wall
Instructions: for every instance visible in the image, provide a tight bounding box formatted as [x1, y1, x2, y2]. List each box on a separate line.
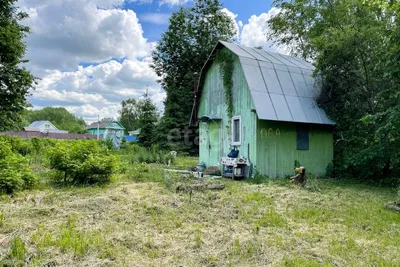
[256, 120, 333, 177]
[88, 129, 105, 135]
[198, 49, 257, 167]
[198, 48, 333, 177]
[88, 128, 124, 138]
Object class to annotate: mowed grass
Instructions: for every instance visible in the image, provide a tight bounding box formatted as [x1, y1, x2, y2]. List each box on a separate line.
[0, 168, 399, 266]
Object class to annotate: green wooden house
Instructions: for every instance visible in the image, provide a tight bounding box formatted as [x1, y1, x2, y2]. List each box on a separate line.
[87, 121, 125, 147]
[190, 41, 334, 177]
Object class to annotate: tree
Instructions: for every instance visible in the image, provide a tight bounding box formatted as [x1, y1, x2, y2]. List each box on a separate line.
[137, 92, 158, 148]
[119, 98, 141, 132]
[24, 107, 87, 133]
[152, 0, 237, 154]
[268, 0, 400, 182]
[0, 0, 35, 131]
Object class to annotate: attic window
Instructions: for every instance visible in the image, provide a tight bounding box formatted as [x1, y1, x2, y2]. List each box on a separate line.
[296, 124, 309, 150]
[231, 116, 241, 146]
[45, 124, 50, 128]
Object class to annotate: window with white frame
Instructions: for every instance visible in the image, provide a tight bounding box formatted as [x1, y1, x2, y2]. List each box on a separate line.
[231, 116, 241, 146]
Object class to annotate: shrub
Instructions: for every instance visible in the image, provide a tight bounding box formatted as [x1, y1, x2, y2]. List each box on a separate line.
[0, 135, 32, 156]
[119, 143, 175, 165]
[48, 140, 118, 185]
[0, 140, 37, 194]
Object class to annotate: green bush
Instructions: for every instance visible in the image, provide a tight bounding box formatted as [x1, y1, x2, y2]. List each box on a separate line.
[48, 140, 118, 185]
[0, 135, 32, 156]
[119, 143, 175, 165]
[0, 140, 37, 194]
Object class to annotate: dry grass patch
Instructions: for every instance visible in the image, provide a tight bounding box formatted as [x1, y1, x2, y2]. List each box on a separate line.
[0, 174, 399, 266]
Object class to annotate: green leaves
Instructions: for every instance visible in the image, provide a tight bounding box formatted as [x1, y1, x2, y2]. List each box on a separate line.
[0, 0, 35, 131]
[269, 0, 400, 182]
[215, 49, 235, 118]
[152, 0, 237, 153]
[48, 140, 118, 185]
[137, 92, 158, 148]
[23, 107, 87, 133]
[0, 139, 37, 194]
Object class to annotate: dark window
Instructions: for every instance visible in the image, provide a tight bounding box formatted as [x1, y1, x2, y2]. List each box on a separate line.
[296, 124, 309, 150]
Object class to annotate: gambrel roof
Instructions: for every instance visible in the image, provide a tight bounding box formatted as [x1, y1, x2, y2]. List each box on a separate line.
[191, 41, 334, 125]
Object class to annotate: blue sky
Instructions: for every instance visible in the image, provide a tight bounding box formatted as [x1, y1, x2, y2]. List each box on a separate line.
[18, 0, 280, 122]
[125, 0, 274, 42]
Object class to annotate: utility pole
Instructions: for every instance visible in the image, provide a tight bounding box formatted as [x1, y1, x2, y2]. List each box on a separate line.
[97, 114, 100, 140]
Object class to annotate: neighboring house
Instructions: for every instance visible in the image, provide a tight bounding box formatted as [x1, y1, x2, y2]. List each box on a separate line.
[190, 41, 334, 177]
[87, 121, 125, 147]
[125, 129, 140, 142]
[124, 135, 137, 142]
[24, 121, 68, 134]
[128, 129, 141, 136]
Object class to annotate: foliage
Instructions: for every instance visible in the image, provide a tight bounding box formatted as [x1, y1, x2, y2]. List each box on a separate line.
[152, 0, 237, 154]
[268, 0, 400, 182]
[0, 139, 37, 194]
[137, 92, 158, 148]
[9, 236, 25, 262]
[48, 140, 118, 185]
[119, 143, 175, 165]
[31, 216, 109, 258]
[118, 98, 141, 132]
[215, 49, 235, 117]
[0, 0, 35, 131]
[23, 107, 87, 133]
[0, 135, 31, 155]
[294, 160, 301, 169]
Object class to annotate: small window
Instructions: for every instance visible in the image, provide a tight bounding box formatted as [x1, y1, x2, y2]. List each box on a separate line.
[231, 116, 241, 146]
[296, 124, 309, 150]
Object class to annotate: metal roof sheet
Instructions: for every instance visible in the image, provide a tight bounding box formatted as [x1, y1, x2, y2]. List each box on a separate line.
[250, 91, 277, 121]
[220, 41, 255, 59]
[219, 42, 334, 125]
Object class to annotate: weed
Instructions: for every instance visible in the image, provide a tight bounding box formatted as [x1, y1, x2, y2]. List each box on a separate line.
[194, 230, 202, 248]
[144, 232, 152, 249]
[9, 236, 25, 261]
[283, 257, 325, 267]
[241, 192, 273, 204]
[257, 208, 286, 228]
[31, 216, 107, 258]
[0, 211, 4, 227]
[231, 237, 240, 255]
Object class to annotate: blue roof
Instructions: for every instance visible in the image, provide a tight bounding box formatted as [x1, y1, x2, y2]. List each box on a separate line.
[27, 121, 57, 129]
[124, 135, 137, 142]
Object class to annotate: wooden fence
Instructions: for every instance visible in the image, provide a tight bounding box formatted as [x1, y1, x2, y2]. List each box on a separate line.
[0, 131, 102, 140]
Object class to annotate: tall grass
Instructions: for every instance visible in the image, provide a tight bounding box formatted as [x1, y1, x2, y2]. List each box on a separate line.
[118, 143, 175, 165]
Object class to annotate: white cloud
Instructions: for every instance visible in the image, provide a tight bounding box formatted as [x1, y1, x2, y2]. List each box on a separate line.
[16, 0, 288, 123]
[240, 8, 288, 54]
[65, 104, 122, 123]
[19, 0, 150, 72]
[159, 0, 190, 6]
[139, 13, 171, 25]
[29, 58, 165, 121]
[16, 0, 166, 122]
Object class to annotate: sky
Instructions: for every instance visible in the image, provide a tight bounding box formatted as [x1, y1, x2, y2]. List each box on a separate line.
[17, 0, 283, 123]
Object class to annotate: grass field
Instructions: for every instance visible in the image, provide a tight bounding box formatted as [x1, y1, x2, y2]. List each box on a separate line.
[0, 159, 399, 266]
